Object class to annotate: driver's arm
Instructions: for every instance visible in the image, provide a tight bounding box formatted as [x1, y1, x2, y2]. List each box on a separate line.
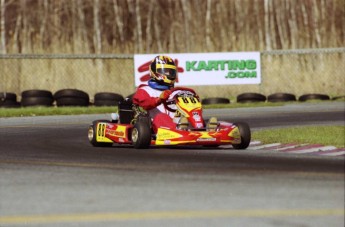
[132, 89, 161, 110]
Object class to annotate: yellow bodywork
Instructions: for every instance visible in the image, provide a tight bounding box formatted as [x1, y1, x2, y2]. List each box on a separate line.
[96, 123, 113, 143]
[176, 96, 201, 117]
[155, 128, 194, 145]
[227, 126, 241, 144]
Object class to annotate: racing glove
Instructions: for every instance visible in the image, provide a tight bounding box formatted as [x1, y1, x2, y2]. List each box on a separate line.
[159, 90, 172, 101]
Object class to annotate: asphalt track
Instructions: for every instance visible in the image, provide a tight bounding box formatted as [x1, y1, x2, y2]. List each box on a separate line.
[0, 102, 344, 227]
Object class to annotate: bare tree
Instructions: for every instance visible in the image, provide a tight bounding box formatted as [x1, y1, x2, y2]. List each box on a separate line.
[0, 0, 6, 54]
[113, 0, 125, 46]
[287, 0, 298, 49]
[153, 4, 163, 52]
[1, 0, 344, 54]
[312, 0, 321, 47]
[93, 0, 102, 54]
[145, 0, 154, 52]
[255, 0, 264, 50]
[12, 8, 22, 52]
[39, 0, 48, 50]
[181, 0, 191, 52]
[264, 0, 271, 51]
[205, 0, 212, 51]
[135, 0, 142, 53]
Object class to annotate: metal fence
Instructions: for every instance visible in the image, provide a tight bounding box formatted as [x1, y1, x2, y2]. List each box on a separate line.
[0, 48, 344, 102]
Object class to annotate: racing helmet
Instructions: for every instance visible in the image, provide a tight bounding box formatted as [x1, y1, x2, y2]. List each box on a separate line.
[149, 55, 177, 87]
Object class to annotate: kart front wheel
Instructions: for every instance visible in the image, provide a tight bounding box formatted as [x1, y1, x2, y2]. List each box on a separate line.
[232, 122, 251, 150]
[131, 117, 151, 149]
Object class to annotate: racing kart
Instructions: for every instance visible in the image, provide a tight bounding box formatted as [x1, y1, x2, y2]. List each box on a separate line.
[88, 87, 251, 149]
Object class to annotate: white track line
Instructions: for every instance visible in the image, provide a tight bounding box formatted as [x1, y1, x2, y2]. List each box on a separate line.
[320, 151, 345, 156]
[287, 146, 337, 154]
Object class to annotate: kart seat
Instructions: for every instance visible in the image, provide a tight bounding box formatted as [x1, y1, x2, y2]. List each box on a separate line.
[118, 98, 134, 124]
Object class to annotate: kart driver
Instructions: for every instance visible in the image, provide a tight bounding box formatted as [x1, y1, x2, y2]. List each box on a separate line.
[132, 55, 184, 133]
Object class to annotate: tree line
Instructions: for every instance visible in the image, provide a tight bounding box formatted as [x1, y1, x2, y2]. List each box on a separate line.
[0, 0, 343, 54]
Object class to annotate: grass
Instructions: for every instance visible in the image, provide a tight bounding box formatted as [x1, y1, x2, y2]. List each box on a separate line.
[0, 102, 284, 118]
[252, 126, 345, 148]
[0, 106, 117, 118]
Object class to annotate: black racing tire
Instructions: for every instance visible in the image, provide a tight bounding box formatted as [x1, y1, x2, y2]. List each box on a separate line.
[131, 116, 151, 149]
[21, 90, 53, 98]
[94, 100, 120, 106]
[0, 100, 20, 108]
[54, 89, 89, 100]
[56, 97, 89, 107]
[237, 93, 266, 103]
[232, 122, 251, 150]
[94, 92, 124, 106]
[0, 92, 17, 102]
[298, 93, 330, 102]
[88, 120, 113, 147]
[332, 95, 345, 100]
[95, 92, 124, 100]
[0, 92, 20, 108]
[267, 93, 297, 102]
[202, 97, 230, 105]
[21, 97, 54, 107]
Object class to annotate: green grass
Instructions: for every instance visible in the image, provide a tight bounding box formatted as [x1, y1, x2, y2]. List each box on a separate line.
[252, 126, 345, 148]
[201, 102, 283, 109]
[0, 102, 284, 118]
[0, 106, 118, 118]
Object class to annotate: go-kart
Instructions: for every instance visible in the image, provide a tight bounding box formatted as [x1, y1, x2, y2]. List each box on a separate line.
[88, 87, 251, 149]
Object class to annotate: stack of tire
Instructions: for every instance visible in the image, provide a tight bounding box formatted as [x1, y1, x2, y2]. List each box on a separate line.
[201, 92, 334, 104]
[298, 93, 330, 102]
[237, 93, 266, 103]
[94, 92, 124, 106]
[21, 90, 54, 107]
[267, 93, 296, 102]
[201, 97, 230, 105]
[54, 89, 90, 107]
[0, 92, 20, 108]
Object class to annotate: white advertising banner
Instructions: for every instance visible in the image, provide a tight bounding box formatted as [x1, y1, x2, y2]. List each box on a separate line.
[134, 52, 261, 87]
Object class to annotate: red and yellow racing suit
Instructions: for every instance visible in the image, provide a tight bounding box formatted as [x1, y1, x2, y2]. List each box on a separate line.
[132, 84, 176, 133]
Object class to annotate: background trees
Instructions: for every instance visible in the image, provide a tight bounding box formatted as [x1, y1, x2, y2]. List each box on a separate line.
[0, 0, 344, 54]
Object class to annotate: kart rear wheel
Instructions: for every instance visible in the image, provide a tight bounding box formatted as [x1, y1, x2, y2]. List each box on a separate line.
[232, 122, 251, 150]
[88, 120, 113, 147]
[131, 116, 151, 149]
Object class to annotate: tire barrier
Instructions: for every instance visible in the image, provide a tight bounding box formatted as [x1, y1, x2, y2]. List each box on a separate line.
[94, 92, 124, 106]
[202, 97, 230, 105]
[332, 95, 345, 100]
[267, 93, 297, 102]
[1, 90, 342, 108]
[54, 89, 90, 107]
[298, 93, 330, 102]
[0, 92, 20, 108]
[237, 93, 266, 103]
[21, 89, 54, 107]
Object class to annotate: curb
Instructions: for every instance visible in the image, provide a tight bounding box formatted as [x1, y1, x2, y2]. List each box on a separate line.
[249, 141, 345, 157]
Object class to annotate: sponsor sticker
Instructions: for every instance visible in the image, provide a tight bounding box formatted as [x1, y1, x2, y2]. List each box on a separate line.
[197, 138, 217, 142]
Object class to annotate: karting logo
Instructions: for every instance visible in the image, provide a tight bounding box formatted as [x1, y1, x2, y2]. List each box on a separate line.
[137, 59, 184, 82]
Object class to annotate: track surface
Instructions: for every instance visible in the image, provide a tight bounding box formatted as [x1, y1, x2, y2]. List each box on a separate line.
[0, 102, 344, 227]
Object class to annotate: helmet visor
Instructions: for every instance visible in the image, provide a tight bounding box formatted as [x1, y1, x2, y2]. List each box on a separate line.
[156, 68, 176, 80]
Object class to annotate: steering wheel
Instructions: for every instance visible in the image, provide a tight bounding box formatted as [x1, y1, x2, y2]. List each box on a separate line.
[162, 87, 198, 113]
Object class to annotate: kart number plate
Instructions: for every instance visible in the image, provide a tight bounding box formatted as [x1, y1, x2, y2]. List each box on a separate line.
[96, 123, 112, 143]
